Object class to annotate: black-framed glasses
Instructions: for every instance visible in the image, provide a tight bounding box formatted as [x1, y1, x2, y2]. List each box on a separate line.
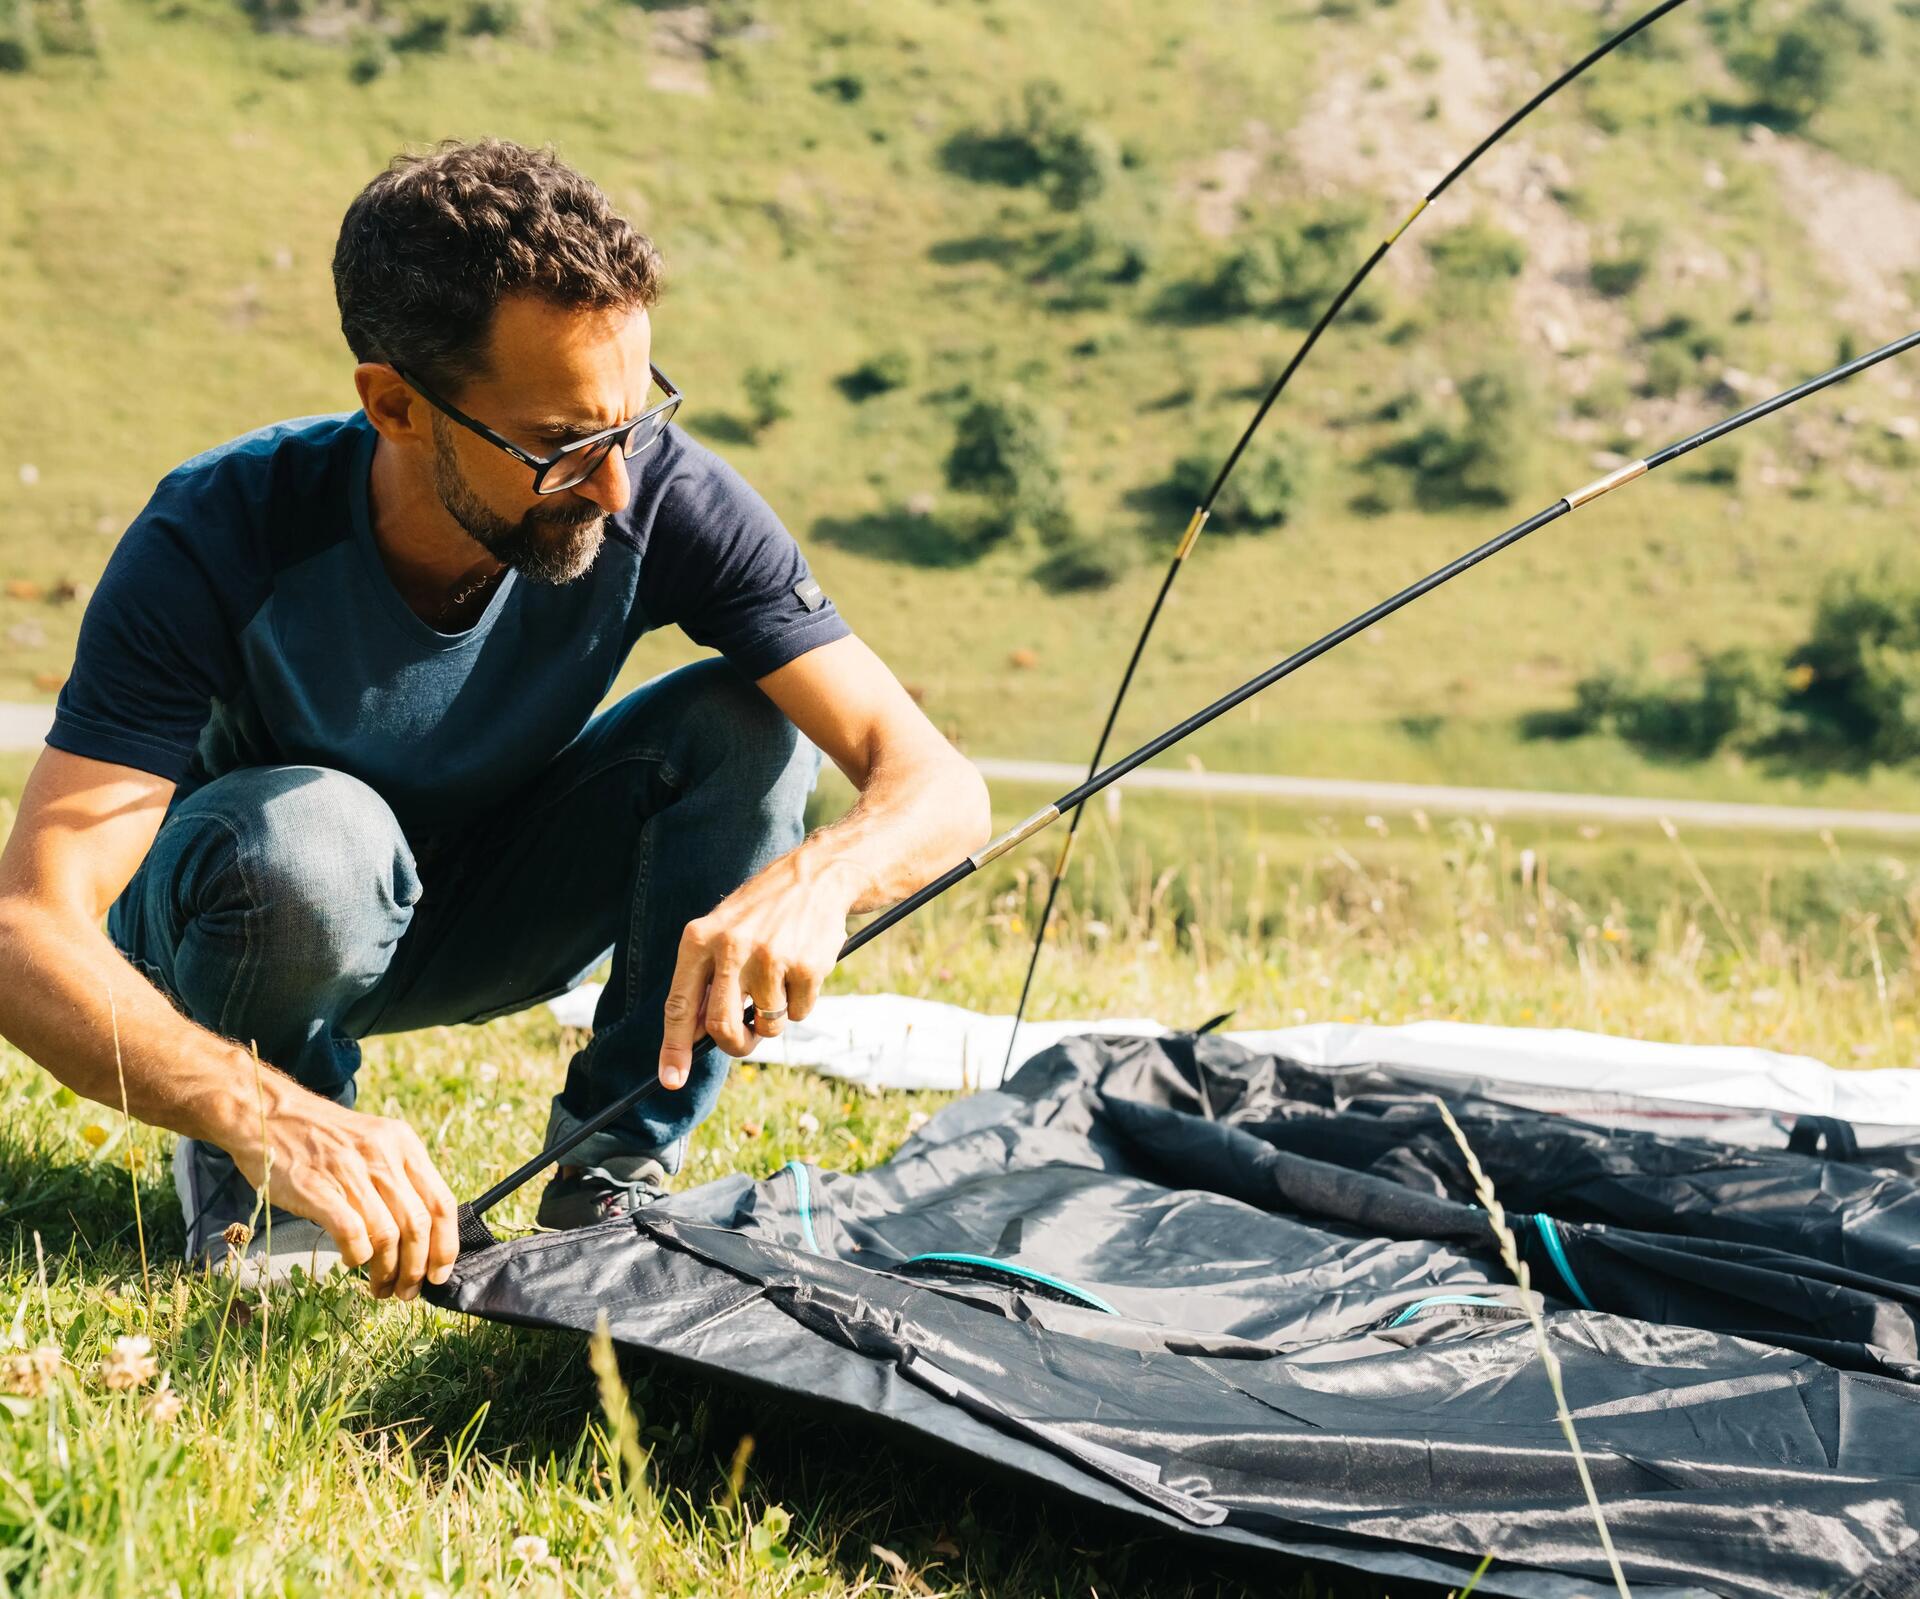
[393, 362, 683, 495]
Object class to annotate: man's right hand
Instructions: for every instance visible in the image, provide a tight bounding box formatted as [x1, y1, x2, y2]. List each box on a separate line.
[228, 1089, 460, 1300]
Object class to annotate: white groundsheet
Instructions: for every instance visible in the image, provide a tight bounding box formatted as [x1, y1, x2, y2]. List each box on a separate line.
[549, 984, 1920, 1147]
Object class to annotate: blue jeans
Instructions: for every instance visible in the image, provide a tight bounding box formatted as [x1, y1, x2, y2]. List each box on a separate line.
[108, 659, 821, 1173]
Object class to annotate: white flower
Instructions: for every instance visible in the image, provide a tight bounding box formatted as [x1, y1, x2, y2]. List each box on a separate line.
[98, 1334, 158, 1391]
[510, 1533, 551, 1565]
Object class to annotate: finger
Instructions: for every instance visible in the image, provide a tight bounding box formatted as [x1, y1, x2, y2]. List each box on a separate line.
[311, 1183, 375, 1271]
[349, 1178, 403, 1299]
[368, 1160, 432, 1301]
[405, 1145, 460, 1286]
[786, 963, 823, 1026]
[744, 951, 788, 1039]
[705, 944, 754, 1057]
[660, 931, 715, 1090]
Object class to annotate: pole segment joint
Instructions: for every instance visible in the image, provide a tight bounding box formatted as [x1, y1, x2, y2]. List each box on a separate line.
[970, 806, 1063, 869]
[1563, 458, 1648, 509]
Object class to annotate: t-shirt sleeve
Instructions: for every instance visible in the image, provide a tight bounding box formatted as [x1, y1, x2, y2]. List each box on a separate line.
[47, 478, 245, 783]
[640, 434, 851, 679]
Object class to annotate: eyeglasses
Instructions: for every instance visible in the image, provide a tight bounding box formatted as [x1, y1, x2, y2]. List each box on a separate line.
[393, 362, 683, 495]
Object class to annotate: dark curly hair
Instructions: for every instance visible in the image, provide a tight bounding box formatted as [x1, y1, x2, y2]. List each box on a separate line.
[332, 138, 664, 392]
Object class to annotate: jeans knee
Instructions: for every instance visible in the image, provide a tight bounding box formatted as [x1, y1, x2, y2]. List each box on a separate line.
[170, 766, 420, 970]
[638, 660, 819, 815]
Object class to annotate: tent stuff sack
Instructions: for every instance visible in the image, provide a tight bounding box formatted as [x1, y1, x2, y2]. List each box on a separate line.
[429, 1031, 1920, 1599]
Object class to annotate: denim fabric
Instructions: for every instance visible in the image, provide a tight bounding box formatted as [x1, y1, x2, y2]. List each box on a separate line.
[109, 658, 821, 1170]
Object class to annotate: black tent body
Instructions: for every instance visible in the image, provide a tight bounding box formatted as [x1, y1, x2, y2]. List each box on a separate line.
[431, 1033, 1920, 1598]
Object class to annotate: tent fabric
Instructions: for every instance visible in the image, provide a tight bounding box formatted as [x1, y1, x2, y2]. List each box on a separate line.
[434, 1031, 1920, 1598]
[549, 987, 1920, 1145]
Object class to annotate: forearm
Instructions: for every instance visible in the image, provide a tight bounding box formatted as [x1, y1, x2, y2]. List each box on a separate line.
[790, 745, 990, 915]
[0, 896, 298, 1150]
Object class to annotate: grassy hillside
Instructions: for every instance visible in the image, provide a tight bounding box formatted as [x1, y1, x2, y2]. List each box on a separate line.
[7, 0, 1920, 812]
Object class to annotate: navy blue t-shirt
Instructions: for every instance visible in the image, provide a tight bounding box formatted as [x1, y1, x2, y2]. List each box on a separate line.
[49, 412, 849, 826]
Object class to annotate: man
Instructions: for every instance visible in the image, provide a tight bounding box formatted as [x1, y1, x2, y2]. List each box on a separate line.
[0, 138, 989, 1301]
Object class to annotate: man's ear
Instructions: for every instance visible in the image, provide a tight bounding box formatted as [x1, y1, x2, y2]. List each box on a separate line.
[354, 362, 429, 446]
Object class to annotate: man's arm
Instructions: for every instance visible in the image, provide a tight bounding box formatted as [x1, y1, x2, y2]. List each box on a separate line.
[657, 635, 991, 1084]
[0, 748, 457, 1298]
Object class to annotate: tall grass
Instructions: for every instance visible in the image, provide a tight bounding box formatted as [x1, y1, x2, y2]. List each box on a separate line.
[1, 798, 1914, 1596]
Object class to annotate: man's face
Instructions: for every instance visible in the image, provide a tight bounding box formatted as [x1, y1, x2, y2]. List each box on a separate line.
[427, 296, 654, 584]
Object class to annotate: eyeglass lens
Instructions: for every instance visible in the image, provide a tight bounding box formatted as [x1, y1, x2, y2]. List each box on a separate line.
[539, 403, 676, 493]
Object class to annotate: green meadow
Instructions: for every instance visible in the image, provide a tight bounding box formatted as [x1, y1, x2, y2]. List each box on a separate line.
[9, 0, 1920, 1591]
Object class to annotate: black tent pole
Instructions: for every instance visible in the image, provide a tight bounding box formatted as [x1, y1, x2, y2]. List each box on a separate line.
[999, 0, 1697, 1082]
[457, 328, 1920, 1248]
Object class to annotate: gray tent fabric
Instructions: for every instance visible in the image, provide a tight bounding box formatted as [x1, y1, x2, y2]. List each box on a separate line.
[430, 1033, 1920, 1598]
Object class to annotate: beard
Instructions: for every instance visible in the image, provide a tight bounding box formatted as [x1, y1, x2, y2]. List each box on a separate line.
[430, 415, 606, 585]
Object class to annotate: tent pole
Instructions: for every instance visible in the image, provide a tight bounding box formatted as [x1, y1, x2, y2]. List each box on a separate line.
[458, 328, 1920, 1247]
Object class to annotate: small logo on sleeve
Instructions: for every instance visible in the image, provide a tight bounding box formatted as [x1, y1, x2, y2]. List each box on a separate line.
[794, 579, 826, 613]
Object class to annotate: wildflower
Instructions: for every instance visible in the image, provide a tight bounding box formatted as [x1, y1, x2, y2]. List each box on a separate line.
[904, 1110, 931, 1136]
[223, 1221, 253, 1254]
[796, 1111, 821, 1135]
[98, 1333, 159, 1391]
[510, 1533, 551, 1565]
[2, 1345, 63, 1398]
[143, 1375, 185, 1425]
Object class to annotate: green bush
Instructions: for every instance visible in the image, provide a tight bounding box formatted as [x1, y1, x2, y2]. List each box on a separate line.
[0, 0, 35, 70]
[1544, 561, 1920, 768]
[461, 0, 518, 34]
[1033, 533, 1125, 592]
[744, 365, 793, 436]
[941, 81, 1115, 212]
[1589, 220, 1661, 298]
[944, 389, 1073, 541]
[815, 71, 864, 102]
[1796, 564, 1920, 763]
[1196, 202, 1370, 322]
[346, 28, 391, 81]
[1368, 366, 1533, 509]
[1425, 218, 1525, 283]
[838, 349, 912, 402]
[1724, 0, 1877, 124]
[1167, 437, 1308, 531]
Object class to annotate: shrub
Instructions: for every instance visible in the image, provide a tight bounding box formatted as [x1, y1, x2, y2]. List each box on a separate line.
[838, 348, 912, 402]
[461, 0, 518, 34]
[392, 6, 451, 51]
[1796, 563, 1920, 763]
[1589, 220, 1661, 298]
[347, 28, 391, 81]
[1725, 0, 1876, 125]
[815, 71, 864, 102]
[942, 80, 1115, 212]
[1425, 218, 1526, 283]
[944, 389, 1072, 540]
[1565, 648, 1785, 758]
[1167, 437, 1309, 530]
[1195, 202, 1370, 322]
[744, 365, 792, 436]
[1369, 366, 1533, 509]
[0, 0, 35, 70]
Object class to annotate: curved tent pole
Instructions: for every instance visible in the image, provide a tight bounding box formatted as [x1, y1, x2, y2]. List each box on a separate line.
[1001, 0, 1696, 1082]
[454, 328, 1920, 1253]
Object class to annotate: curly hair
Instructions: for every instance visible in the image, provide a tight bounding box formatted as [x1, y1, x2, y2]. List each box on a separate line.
[332, 138, 664, 392]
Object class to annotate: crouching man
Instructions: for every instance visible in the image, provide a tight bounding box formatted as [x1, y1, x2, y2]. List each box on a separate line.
[0, 138, 988, 1299]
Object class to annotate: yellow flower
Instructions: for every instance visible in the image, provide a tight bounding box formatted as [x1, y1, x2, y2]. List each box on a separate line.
[80, 1124, 108, 1148]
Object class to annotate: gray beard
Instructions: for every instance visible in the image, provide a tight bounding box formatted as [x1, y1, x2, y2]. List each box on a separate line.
[430, 416, 606, 585]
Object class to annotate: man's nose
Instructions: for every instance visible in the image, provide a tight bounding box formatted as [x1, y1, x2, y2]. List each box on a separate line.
[574, 445, 632, 515]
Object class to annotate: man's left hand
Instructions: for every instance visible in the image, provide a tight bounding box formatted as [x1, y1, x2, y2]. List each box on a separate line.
[657, 852, 861, 1087]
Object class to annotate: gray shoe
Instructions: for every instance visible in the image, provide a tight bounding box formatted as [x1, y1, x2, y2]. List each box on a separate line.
[535, 1155, 670, 1230]
[173, 1084, 354, 1286]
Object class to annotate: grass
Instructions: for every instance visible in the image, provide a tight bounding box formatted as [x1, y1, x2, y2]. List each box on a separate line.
[5, 758, 1920, 1594]
[7, 0, 1920, 808]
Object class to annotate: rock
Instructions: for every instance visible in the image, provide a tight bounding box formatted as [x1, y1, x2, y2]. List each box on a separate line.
[1886, 416, 1919, 440]
[6, 622, 46, 649]
[17, 463, 37, 486]
[905, 491, 936, 517]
